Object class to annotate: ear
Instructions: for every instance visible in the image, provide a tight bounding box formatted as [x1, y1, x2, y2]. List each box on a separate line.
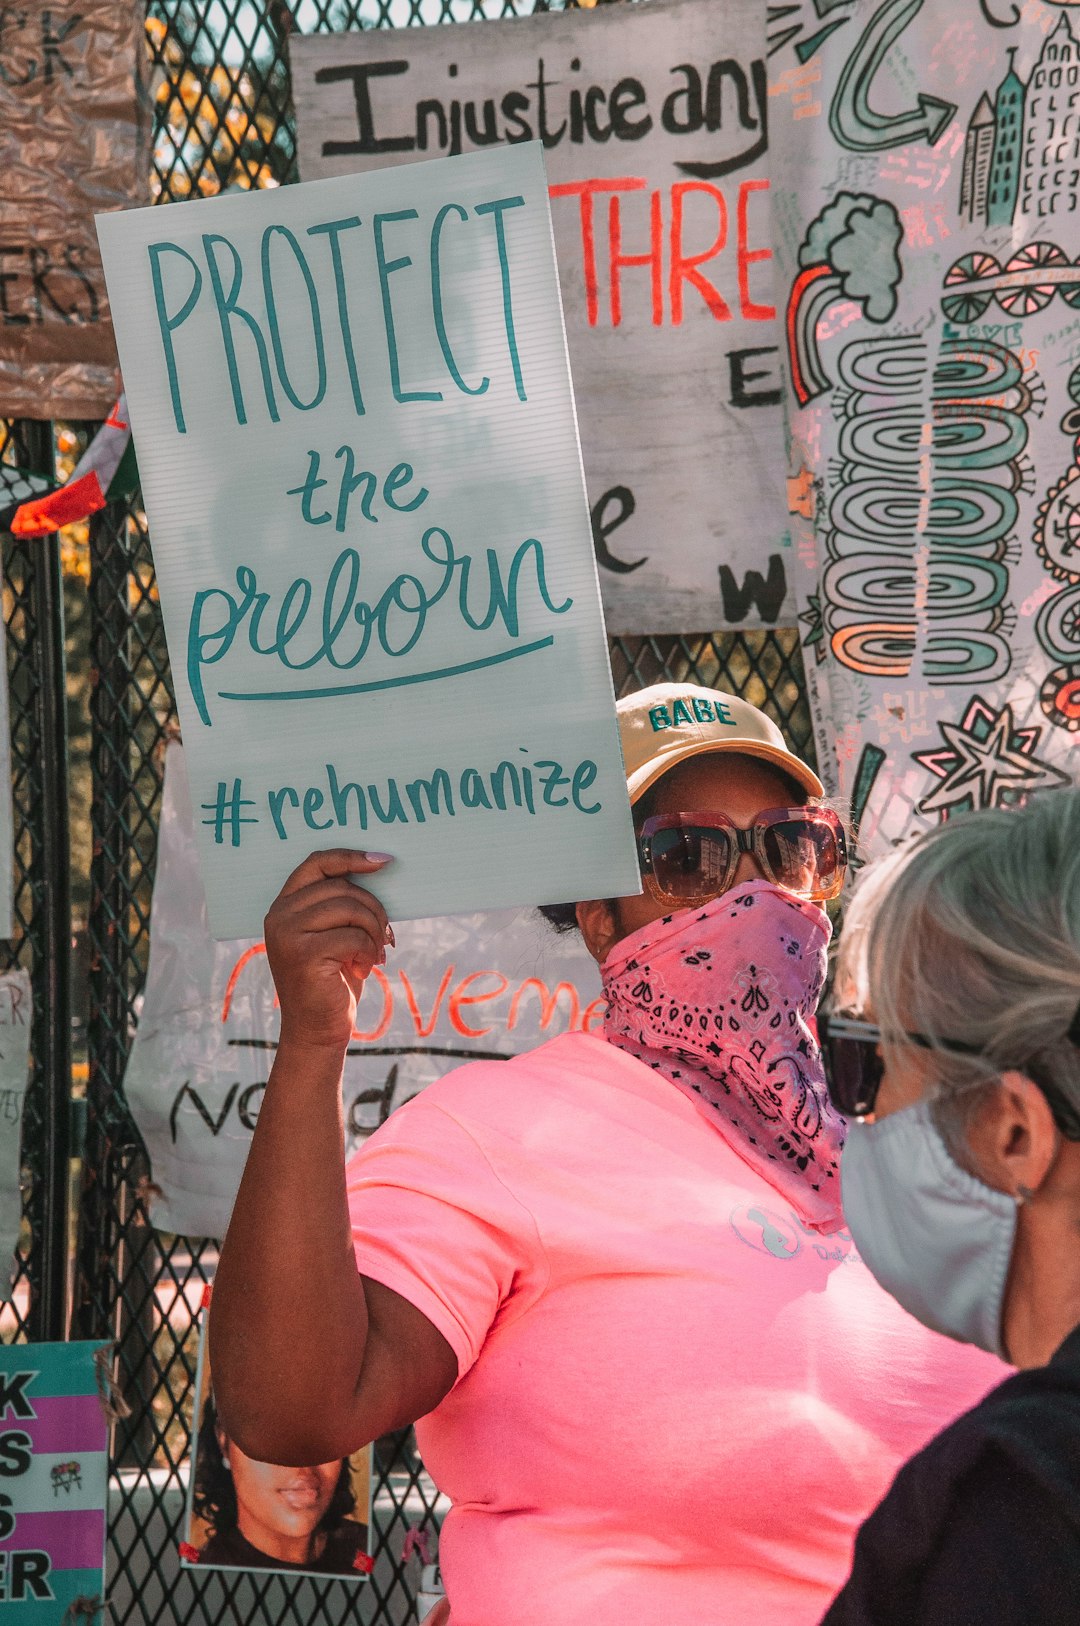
[576, 898, 620, 966]
[965, 1071, 1060, 1199]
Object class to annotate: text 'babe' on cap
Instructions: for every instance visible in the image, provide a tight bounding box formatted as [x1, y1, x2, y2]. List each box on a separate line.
[616, 682, 824, 804]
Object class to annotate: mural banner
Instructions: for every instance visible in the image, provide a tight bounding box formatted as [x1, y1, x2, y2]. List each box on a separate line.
[0, 0, 147, 418]
[0, 1341, 109, 1619]
[97, 143, 638, 938]
[122, 744, 603, 1241]
[291, 0, 795, 633]
[770, 0, 1080, 852]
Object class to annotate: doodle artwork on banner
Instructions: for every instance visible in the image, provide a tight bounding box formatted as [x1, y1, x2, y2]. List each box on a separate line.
[913, 695, 1070, 819]
[1034, 360, 1080, 732]
[769, 0, 1078, 857]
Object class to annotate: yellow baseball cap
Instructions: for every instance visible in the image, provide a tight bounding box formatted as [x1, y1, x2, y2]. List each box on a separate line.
[617, 682, 823, 804]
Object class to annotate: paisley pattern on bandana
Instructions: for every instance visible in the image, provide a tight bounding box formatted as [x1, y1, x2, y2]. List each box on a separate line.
[602, 880, 846, 1233]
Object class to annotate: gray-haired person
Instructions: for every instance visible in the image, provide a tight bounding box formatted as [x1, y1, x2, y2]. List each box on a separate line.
[816, 786, 1080, 1626]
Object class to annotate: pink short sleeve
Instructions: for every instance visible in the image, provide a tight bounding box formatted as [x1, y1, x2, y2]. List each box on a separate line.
[345, 1094, 547, 1383]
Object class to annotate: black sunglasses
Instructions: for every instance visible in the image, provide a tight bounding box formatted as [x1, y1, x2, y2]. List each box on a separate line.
[636, 805, 848, 907]
[817, 1011, 1080, 1139]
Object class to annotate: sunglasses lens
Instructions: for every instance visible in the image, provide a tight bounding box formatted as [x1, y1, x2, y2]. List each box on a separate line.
[761, 816, 845, 900]
[649, 824, 731, 900]
[820, 1030, 883, 1117]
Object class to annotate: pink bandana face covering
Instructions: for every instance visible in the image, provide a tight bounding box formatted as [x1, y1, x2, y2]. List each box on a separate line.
[601, 880, 846, 1232]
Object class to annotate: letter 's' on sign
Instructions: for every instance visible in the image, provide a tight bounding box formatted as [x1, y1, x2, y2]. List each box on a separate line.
[96, 144, 638, 937]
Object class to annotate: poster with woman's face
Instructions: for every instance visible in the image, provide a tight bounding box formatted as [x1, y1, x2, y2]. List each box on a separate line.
[181, 1304, 373, 1579]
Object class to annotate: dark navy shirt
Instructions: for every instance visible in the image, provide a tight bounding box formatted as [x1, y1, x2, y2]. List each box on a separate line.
[821, 1323, 1080, 1625]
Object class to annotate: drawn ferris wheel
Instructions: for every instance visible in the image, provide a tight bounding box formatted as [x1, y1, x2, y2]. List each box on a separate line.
[942, 243, 1080, 321]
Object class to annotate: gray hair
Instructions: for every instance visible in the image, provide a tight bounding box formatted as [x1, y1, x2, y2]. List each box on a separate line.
[835, 788, 1080, 1154]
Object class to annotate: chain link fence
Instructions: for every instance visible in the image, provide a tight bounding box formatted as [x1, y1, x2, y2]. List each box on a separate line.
[1, 3, 814, 1622]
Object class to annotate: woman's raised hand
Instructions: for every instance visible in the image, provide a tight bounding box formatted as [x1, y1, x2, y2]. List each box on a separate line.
[263, 849, 394, 1054]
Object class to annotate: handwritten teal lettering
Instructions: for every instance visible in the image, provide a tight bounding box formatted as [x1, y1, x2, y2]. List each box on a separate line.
[406, 769, 454, 823]
[326, 765, 368, 828]
[288, 450, 430, 532]
[303, 786, 333, 830]
[431, 203, 489, 396]
[452, 533, 572, 634]
[534, 759, 570, 806]
[374, 208, 443, 405]
[384, 462, 428, 513]
[368, 779, 408, 824]
[202, 232, 280, 426]
[491, 760, 521, 811]
[193, 526, 571, 724]
[334, 446, 380, 531]
[148, 242, 202, 435]
[267, 752, 603, 839]
[474, 194, 527, 402]
[305, 215, 366, 417]
[261, 225, 327, 412]
[518, 748, 537, 814]
[572, 760, 600, 813]
[269, 785, 299, 838]
[286, 451, 333, 526]
[460, 768, 492, 809]
[152, 199, 530, 432]
[188, 579, 258, 726]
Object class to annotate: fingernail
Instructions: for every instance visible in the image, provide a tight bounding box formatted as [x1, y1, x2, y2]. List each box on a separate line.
[363, 851, 394, 865]
[384, 924, 396, 949]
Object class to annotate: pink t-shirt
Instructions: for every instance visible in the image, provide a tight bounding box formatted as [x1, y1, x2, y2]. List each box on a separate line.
[346, 1031, 1003, 1626]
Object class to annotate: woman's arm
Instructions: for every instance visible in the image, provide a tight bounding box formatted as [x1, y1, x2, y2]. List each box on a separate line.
[209, 849, 457, 1465]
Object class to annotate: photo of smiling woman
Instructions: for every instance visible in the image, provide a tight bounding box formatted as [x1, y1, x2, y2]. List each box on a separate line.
[183, 1309, 372, 1579]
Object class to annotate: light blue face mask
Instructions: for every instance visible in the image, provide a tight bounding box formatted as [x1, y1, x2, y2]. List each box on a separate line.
[841, 1099, 1018, 1360]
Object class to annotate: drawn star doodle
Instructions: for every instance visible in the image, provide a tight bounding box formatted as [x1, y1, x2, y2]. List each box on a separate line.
[767, 1, 855, 64]
[913, 698, 1070, 820]
[798, 592, 827, 665]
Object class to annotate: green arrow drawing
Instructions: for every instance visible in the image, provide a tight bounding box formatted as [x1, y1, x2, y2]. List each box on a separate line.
[829, 0, 956, 153]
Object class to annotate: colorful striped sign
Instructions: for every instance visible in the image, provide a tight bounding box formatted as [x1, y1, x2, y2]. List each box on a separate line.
[0, 1342, 108, 1622]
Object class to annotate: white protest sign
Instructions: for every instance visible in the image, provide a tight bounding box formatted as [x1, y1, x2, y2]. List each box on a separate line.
[0, 635, 12, 941]
[97, 144, 638, 939]
[291, 0, 793, 633]
[124, 743, 604, 1240]
[0, 970, 33, 1296]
